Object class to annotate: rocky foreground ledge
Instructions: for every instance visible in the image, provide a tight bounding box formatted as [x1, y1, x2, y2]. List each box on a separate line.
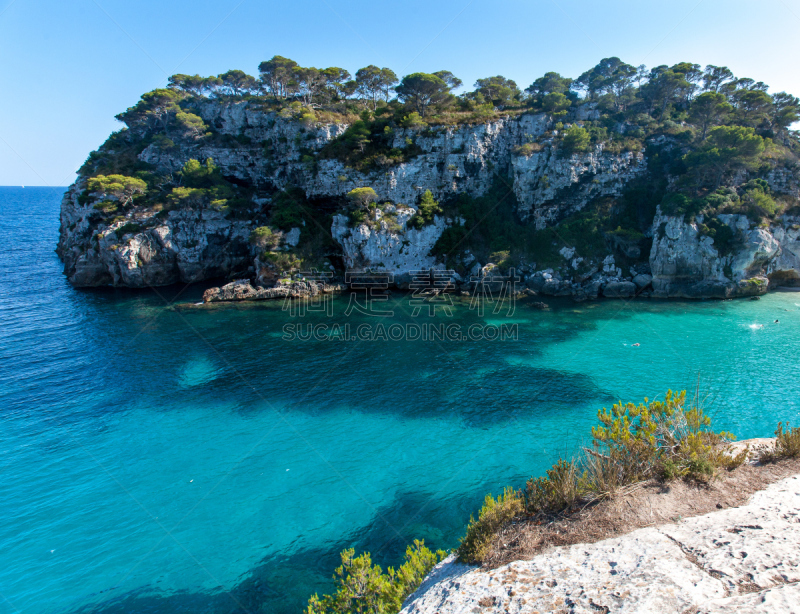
[401, 471, 800, 613]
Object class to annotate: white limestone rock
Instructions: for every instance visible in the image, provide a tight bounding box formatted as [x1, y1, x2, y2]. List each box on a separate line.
[648, 210, 787, 298]
[512, 145, 646, 228]
[330, 206, 452, 276]
[401, 475, 800, 614]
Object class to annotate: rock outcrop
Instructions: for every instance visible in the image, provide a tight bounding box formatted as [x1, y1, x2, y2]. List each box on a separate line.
[650, 210, 800, 298]
[57, 183, 253, 287]
[202, 278, 345, 303]
[330, 206, 457, 279]
[512, 146, 645, 228]
[401, 474, 800, 614]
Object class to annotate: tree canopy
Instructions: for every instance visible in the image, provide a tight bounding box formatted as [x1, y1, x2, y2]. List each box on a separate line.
[395, 73, 450, 116]
[472, 76, 521, 107]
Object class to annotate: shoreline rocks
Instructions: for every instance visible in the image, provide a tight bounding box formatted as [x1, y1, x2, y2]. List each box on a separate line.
[202, 279, 346, 303]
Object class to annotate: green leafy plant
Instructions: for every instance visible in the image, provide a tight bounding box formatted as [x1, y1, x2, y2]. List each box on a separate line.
[456, 390, 750, 564]
[761, 422, 800, 462]
[306, 540, 445, 614]
[526, 459, 580, 514]
[347, 187, 379, 208]
[115, 222, 142, 238]
[87, 174, 147, 207]
[407, 190, 442, 229]
[457, 487, 523, 564]
[560, 126, 591, 155]
[250, 226, 279, 249]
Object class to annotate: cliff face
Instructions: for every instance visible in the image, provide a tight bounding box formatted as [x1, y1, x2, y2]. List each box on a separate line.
[331, 207, 456, 278]
[512, 147, 645, 228]
[58, 183, 253, 287]
[57, 99, 800, 297]
[650, 210, 800, 298]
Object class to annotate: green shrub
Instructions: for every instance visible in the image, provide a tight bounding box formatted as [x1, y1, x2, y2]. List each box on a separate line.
[560, 126, 590, 155]
[347, 187, 378, 208]
[349, 209, 367, 226]
[741, 179, 779, 220]
[407, 190, 442, 229]
[456, 390, 751, 564]
[526, 459, 580, 514]
[270, 188, 309, 230]
[775, 422, 800, 458]
[698, 217, 735, 255]
[515, 142, 544, 156]
[306, 540, 445, 614]
[88, 174, 147, 207]
[250, 226, 279, 249]
[400, 112, 428, 128]
[263, 251, 301, 272]
[590, 390, 741, 486]
[93, 200, 118, 213]
[430, 224, 469, 262]
[115, 222, 142, 237]
[179, 158, 221, 188]
[762, 422, 800, 462]
[152, 134, 176, 150]
[607, 226, 645, 241]
[457, 487, 523, 564]
[660, 192, 703, 218]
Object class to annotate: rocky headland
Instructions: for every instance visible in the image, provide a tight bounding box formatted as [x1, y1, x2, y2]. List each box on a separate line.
[56, 62, 800, 301]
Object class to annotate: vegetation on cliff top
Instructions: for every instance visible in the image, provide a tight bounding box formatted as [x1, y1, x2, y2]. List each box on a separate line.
[305, 540, 445, 614]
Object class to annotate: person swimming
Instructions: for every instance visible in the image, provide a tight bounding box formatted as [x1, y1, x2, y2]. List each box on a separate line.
[775, 319, 780, 323]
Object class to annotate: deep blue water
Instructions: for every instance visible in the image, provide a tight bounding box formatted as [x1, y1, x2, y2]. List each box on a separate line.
[1, 186, 799, 614]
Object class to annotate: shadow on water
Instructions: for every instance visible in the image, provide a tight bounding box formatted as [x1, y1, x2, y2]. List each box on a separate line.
[124, 295, 624, 428]
[66, 488, 478, 614]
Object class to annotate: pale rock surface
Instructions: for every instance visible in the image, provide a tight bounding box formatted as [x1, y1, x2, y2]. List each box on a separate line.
[401, 475, 800, 614]
[331, 206, 452, 276]
[648, 209, 790, 298]
[512, 145, 646, 228]
[202, 278, 345, 302]
[58, 183, 252, 287]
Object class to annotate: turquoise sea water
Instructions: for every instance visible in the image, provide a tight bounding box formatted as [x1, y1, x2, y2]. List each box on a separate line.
[1, 186, 799, 614]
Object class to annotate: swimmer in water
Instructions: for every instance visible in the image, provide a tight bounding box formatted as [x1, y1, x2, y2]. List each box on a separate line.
[632, 343, 640, 347]
[775, 319, 780, 323]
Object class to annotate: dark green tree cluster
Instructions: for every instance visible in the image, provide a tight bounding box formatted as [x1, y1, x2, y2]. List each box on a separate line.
[117, 55, 800, 144]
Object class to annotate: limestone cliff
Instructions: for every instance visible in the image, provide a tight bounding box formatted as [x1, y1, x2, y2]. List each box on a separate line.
[57, 98, 800, 298]
[650, 210, 800, 298]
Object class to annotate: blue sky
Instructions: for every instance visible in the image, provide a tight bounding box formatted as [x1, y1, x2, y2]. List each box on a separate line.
[2, 0, 800, 186]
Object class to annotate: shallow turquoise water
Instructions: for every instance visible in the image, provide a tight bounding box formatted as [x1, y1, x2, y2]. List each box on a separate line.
[1, 187, 799, 614]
